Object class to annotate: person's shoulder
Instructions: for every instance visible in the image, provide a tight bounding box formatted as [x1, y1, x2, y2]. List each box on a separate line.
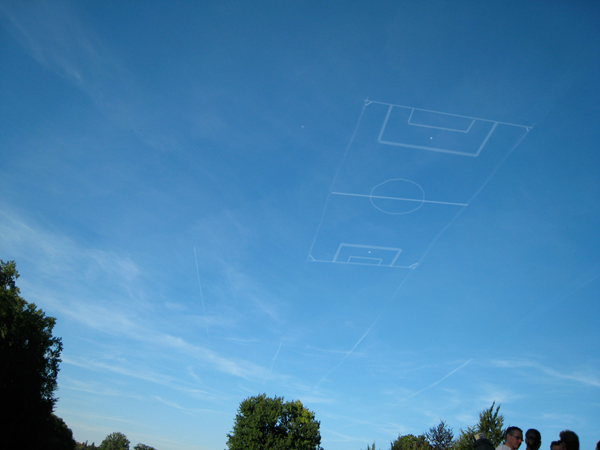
[496, 444, 510, 450]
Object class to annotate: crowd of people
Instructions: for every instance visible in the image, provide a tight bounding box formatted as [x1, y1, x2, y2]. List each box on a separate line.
[475, 428, 597, 450]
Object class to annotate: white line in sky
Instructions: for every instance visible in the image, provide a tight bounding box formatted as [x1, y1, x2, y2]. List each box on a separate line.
[263, 339, 283, 384]
[332, 191, 468, 206]
[399, 359, 473, 403]
[194, 246, 209, 339]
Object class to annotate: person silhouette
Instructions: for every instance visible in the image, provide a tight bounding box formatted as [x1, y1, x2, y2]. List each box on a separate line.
[525, 429, 541, 450]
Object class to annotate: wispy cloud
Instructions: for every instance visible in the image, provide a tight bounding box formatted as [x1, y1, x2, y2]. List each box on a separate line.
[476, 383, 523, 406]
[63, 355, 178, 386]
[60, 377, 145, 400]
[0, 206, 283, 387]
[321, 428, 364, 443]
[65, 410, 141, 426]
[225, 267, 283, 322]
[0, 206, 142, 289]
[62, 310, 268, 383]
[490, 359, 600, 388]
[0, 0, 185, 155]
[56, 419, 115, 437]
[1, 1, 131, 105]
[153, 396, 227, 416]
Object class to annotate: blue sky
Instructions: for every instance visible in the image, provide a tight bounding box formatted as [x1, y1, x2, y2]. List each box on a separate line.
[1, 1, 599, 449]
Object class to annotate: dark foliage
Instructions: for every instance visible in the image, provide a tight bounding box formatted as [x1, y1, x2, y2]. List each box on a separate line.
[227, 394, 323, 450]
[454, 402, 505, 450]
[46, 413, 76, 450]
[0, 260, 65, 449]
[99, 432, 130, 450]
[425, 420, 454, 450]
[134, 444, 158, 450]
[391, 434, 431, 450]
[76, 441, 99, 450]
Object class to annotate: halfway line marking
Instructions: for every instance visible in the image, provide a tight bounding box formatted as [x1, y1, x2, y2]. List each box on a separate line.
[332, 191, 468, 207]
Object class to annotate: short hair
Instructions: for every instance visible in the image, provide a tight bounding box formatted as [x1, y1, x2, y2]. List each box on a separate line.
[550, 441, 561, 450]
[559, 430, 579, 450]
[526, 429, 541, 441]
[507, 427, 523, 438]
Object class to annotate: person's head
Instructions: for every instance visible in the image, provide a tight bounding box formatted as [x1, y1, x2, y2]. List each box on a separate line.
[595, 441, 600, 450]
[550, 441, 562, 450]
[525, 429, 541, 450]
[559, 430, 579, 450]
[505, 427, 524, 450]
[473, 433, 494, 450]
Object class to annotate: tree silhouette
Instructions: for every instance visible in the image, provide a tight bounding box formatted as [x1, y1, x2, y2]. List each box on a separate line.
[0, 260, 65, 449]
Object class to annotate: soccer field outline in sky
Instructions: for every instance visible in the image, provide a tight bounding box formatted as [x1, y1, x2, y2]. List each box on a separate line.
[308, 99, 531, 269]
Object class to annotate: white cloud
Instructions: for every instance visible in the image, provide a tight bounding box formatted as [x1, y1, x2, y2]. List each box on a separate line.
[153, 396, 227, 416]
[1, 1, 123, 95]
[0, 206, 286, 390]
[489, 359, 600, 388]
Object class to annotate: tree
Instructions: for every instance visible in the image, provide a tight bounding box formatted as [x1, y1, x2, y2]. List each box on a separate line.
[477, 402, 504, 447]
[391, 434, 431, 450]
[76, 442, 99, 450]
[45, 413, 76, 450]
[453, 403, 505, 450]
[99, 432, 130, 450]
[226, 394, 323, 450]
[0, 260, 64, 449]
[134, 444, 157, 450]
[453, 425, 476, 450]
[425, 420, 454, 450]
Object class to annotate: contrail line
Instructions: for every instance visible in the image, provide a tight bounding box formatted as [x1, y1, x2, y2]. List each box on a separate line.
[263, 339, 283, 384]
[397, 359, 473, 404]
[194, 246, 209, 338]
[332, 191, 468, 206]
